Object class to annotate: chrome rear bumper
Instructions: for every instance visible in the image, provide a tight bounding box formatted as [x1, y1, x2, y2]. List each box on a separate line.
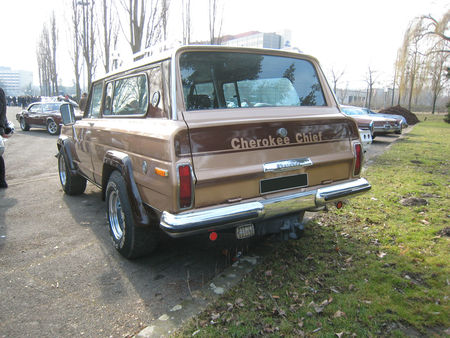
[160, 178, 371, 237]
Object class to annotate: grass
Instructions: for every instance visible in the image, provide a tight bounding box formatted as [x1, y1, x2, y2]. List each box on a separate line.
[176, 115, 449, 337]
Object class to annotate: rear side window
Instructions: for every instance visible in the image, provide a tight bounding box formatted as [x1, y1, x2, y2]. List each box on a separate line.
[107, 74, 148, 116]
[180, 51, 326, 110]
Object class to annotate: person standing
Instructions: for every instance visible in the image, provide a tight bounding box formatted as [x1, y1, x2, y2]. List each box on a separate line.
[0, 87, 12, 188]
[79, 92, 88, 112]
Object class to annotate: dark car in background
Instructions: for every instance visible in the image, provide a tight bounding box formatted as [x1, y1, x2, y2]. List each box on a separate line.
[341, 105, 401, 138]
[16, 101, 82, 135]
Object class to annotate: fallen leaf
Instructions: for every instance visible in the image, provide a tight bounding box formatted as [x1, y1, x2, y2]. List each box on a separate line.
[211, 312, 220, 320]
[265, 270, 272, 277]
[377, 252, 387, 258]
[335, 332, 344, 338]
[333, 310, 346, 318]
[235, 298, 244, 307]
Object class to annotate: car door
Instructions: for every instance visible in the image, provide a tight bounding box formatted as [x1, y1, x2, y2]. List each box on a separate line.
[26, 103, 42, 126]
[71, 83, 104, 182]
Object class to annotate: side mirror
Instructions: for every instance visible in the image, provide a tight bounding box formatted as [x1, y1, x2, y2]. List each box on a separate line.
[60, 103, 75, 125]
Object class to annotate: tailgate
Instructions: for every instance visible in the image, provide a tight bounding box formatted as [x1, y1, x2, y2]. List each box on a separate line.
[182, 109, 359, 209]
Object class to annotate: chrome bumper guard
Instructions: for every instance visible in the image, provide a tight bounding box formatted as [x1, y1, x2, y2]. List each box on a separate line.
[160, 178, 371, 237]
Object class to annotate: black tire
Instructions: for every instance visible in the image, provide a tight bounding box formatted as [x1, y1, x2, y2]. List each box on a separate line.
[47, 119, 60, 135]
[58, 150, 87, 195]
[106, 171, 158, 259]
[20, 117, 30, 131]
[395, 125, 402, 135]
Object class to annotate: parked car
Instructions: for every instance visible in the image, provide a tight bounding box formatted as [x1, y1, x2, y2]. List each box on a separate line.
[361, 107, 408, 131]
[341, 105, 401, 138]
[16, 101, 82, 135]
[57, 45, 371, 259]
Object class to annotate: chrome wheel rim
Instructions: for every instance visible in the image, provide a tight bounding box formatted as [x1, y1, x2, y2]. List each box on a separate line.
[58, 155, 66, 186]
[48, 121, 57, 134]
[108, 188, 124, 241]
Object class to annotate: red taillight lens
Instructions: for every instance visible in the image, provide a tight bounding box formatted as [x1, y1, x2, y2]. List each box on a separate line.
[354, 143, 362, 176]
[178, 164, 192, 208]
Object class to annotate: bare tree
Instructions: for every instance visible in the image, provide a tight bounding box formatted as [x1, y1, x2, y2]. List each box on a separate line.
[182, 0, 191, 44]
[330, 67, 345, 94]
[119, 0, 162, 54]
[395, 28, 411, 105]
[364, 67, 377, 109]
[428, 41, 449, 113]
[421, 11, 450, 47]
[406, 20, 426, 111]
[395, 12, 449, 111]
[69, 0, 82, 100]
[145, 0, 163, 49]
[161, 0, 170, 42]
[79, 0, 97, 89]
[99, 0, 119, 73]
[37, 19, 58, 96]
[209, 0, 223, 44]
[50, 12, 59, 95]
[37, 26, 51, 96]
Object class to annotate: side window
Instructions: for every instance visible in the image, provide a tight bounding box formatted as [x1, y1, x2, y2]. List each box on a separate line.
[29, 104, 41, 113]
[111, 74, 148, 116]
[88, 83, 103, 118]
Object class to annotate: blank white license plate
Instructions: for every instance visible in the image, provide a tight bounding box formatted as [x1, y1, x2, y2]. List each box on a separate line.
[236, 224, 255, 239]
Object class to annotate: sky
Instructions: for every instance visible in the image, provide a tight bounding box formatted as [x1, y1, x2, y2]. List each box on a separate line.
[0, 0, 448, 91]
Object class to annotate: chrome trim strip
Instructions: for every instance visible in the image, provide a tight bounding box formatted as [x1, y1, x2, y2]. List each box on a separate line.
[160, 178, 370, 237]
[263, 158, 313, 173]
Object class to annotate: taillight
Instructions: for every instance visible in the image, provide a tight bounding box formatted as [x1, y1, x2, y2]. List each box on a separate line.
[354, 143, 362, 176]
[178, 164, 192, 208]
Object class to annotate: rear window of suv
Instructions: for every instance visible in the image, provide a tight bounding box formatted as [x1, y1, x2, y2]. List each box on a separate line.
[180, 51, 326, 110]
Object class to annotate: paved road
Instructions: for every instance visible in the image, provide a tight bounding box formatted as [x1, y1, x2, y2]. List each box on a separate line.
[0, 107, 250, 337]
[0, 106, 402, 337]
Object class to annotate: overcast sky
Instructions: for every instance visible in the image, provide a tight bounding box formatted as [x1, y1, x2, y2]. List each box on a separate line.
[0, 0, 448, 90]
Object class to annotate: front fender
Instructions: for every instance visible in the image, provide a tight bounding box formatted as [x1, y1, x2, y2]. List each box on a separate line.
[57, 136, 77, 174]
[102, 150, 150, 227]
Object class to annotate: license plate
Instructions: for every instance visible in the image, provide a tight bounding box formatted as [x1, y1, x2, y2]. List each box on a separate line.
[236, 224, 255, 239]
[260, 173, 308, 194]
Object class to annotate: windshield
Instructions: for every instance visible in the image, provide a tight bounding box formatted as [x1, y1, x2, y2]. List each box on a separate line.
[180, 51, 326, 110]
[341, 107, 367, 116]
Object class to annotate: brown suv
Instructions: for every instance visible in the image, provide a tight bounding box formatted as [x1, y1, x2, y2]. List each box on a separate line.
[57, 45, 370, 259]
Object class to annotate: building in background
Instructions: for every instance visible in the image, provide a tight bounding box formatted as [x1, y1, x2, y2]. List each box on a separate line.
[221, 30, 293, 50]
[0, 67, 33, 96]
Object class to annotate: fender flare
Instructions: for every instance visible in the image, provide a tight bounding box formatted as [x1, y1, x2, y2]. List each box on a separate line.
[57, 137, 77, 174]
[102, 150, 150, 227]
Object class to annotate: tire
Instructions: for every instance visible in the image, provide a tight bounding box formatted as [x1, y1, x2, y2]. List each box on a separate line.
[20, 118, 30, 131]
[395, 125, 402, 135]
[58, 150, 87, 195]
[106, 171, 158, 259]
[47, 119, 60, 135]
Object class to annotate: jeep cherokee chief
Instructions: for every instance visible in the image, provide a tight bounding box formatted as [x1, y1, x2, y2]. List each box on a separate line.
[57, 46, 371, 259]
